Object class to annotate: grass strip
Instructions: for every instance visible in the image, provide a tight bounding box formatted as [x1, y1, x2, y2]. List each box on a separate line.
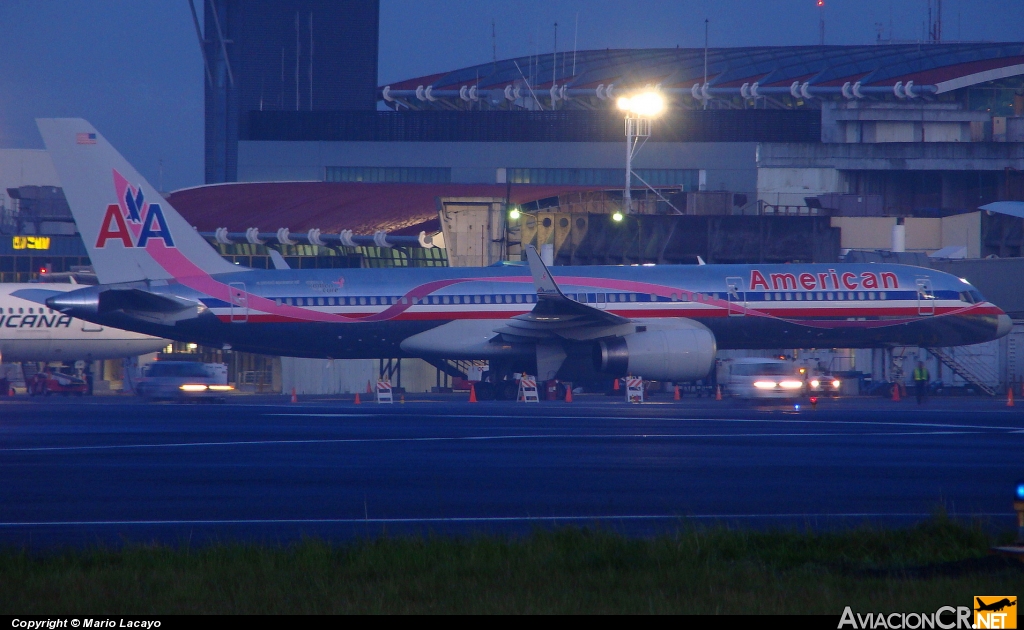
[2, 516, 1022, 614]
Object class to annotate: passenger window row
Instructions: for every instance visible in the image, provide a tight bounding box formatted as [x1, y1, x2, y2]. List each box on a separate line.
[762, 292, 887, 302]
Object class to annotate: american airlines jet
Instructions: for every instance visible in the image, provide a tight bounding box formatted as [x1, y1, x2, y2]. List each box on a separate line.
[0, 283, 166, 362]
[21, 119, 1011, 394]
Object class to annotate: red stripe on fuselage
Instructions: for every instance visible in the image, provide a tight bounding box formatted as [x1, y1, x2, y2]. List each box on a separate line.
[212, 303, 1002, 324]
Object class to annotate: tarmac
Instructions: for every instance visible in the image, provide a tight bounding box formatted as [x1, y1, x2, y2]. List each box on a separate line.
[0, 392, 1022, 548]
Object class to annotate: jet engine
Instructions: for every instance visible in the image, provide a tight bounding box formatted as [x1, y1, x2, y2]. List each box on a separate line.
[595, 320, 716, 381]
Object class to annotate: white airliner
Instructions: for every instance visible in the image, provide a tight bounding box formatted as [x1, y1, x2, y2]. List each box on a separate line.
[0, 283, 167, 362]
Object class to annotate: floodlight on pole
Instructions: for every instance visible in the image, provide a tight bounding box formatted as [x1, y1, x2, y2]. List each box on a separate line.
[509, 207, 521, 221]
[619, 90, 665, 216]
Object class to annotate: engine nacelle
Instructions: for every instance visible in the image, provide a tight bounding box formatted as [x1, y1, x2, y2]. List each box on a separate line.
[596, 321, 716, 381]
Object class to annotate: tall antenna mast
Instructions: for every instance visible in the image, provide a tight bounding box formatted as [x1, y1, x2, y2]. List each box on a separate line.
[492, 19, 497, 65]
[572, 13, 579, 76]
[295, 12, 300, 111]
[818, 0, 825, 45]
[553, 22, 558, 87]
[703, 19, 709, 110]
[309, 12, 313, 110]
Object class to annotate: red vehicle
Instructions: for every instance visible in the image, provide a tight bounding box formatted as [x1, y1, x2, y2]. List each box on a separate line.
[28, 371, 87, 397]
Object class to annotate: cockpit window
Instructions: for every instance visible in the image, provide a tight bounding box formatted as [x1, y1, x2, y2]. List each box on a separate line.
[969, 290, 984, 303]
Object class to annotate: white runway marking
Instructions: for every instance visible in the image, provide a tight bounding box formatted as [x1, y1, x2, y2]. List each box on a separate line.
[268, 412, 1024, 433]
[0, 513, 1010, 528]
[0, 429, 1011, 453]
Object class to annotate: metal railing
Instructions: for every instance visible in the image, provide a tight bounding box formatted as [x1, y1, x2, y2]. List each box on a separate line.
[927, 347, 998, 396]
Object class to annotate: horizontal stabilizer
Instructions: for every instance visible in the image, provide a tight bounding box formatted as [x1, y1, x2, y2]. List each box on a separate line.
[98, 289, 199, 314]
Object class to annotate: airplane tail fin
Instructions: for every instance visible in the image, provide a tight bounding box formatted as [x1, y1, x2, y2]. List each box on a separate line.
[37, 118, 238, 284]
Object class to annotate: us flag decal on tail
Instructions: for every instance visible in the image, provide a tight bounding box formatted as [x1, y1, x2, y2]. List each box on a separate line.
[76, 133, 97, 145]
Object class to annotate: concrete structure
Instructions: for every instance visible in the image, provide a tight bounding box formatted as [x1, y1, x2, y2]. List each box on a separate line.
[201, 0, 380, 184]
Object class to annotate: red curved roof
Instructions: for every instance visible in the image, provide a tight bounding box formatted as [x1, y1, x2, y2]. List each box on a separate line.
[167, 182, 603, 235]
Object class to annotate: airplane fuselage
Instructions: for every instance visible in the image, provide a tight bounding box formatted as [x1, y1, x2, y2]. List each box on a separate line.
[0, 284, 167, 362]
[44, 262, 1009, 360]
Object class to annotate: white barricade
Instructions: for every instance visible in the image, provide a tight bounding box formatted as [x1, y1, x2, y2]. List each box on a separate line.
[625, 377, 645, 403]
[376, 380, 394, 404]
[518, 375, 540, 403]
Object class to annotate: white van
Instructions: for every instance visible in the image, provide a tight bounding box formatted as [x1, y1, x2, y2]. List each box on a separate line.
[720, 358, 805, 399]
[136, 361, 233, 402]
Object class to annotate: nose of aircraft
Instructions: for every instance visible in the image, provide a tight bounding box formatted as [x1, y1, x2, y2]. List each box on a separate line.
[997, 313, 1013, 339]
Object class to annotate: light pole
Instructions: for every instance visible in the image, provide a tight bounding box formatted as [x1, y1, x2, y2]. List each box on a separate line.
[617, 91, 665, 215]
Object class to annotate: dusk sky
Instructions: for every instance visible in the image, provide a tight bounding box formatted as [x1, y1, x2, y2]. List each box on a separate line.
[0, 0, 1021, 191]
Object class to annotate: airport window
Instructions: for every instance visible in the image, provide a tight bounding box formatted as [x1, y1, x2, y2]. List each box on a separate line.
[484, 296, 492, 304]
[848, 292, 855, 300]
[18, 308, 23, 314]
[608, 294, 617, 303]
[869, 292, 876, 300]
[880, 292, 887, 300]
[816, 292, 823, 300]
[827, 293, 834, 300]
[317, 298, 324, 306]
[442, 296, 450, 305]
[764, 293, 772, 301]
[784, 294, 791, 301]
[359, 298, 366, 306]
[796, 293, 803, 301]
[508, 167, 698, 188]
[774, 293, 781, 301]
[473, 296, 480, 304]
[325, 166, 452, 184]
[630, 294, 637, 302]
[515, 295, 523, 303]
[858, 292, 865, 300]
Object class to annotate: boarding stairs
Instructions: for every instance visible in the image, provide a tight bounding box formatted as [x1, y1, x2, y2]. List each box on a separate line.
[927, 347, 998, 397]
[19, 362, 40, 381]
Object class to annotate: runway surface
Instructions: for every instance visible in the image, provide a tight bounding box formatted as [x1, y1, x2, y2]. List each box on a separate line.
[1, 395, 1022, 547]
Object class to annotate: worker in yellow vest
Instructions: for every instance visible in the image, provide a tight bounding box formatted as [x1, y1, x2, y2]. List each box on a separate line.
[913, 361, 930, 405]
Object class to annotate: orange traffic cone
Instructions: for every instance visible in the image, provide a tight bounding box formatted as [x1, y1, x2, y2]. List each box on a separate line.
[469, 384, 478, 403]
[290, 387, 297, 403]
[613, 378, 620, 391]
[354, 392, 361, 404]
[892, 383, 901, 402]
[674, 385, 681, 401]
[366, 381, 373, 394]
[565, 386, 573, 403]
[400, 394, 405, 404]
[1008, 387, 1015, 407]
[715, 385, 723, 401]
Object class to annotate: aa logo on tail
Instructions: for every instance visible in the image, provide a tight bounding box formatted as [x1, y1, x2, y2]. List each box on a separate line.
[95, 170, 174, 249]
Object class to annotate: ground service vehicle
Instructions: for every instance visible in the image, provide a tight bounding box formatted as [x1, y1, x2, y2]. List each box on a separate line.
[720, 358, 806, 399]
[135, 361, 233, 402]
[27, 370, 87, 396]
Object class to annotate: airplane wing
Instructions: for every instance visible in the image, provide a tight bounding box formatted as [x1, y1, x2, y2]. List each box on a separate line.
[494, 246, 633, 343]
[10, 288, 66, 306]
